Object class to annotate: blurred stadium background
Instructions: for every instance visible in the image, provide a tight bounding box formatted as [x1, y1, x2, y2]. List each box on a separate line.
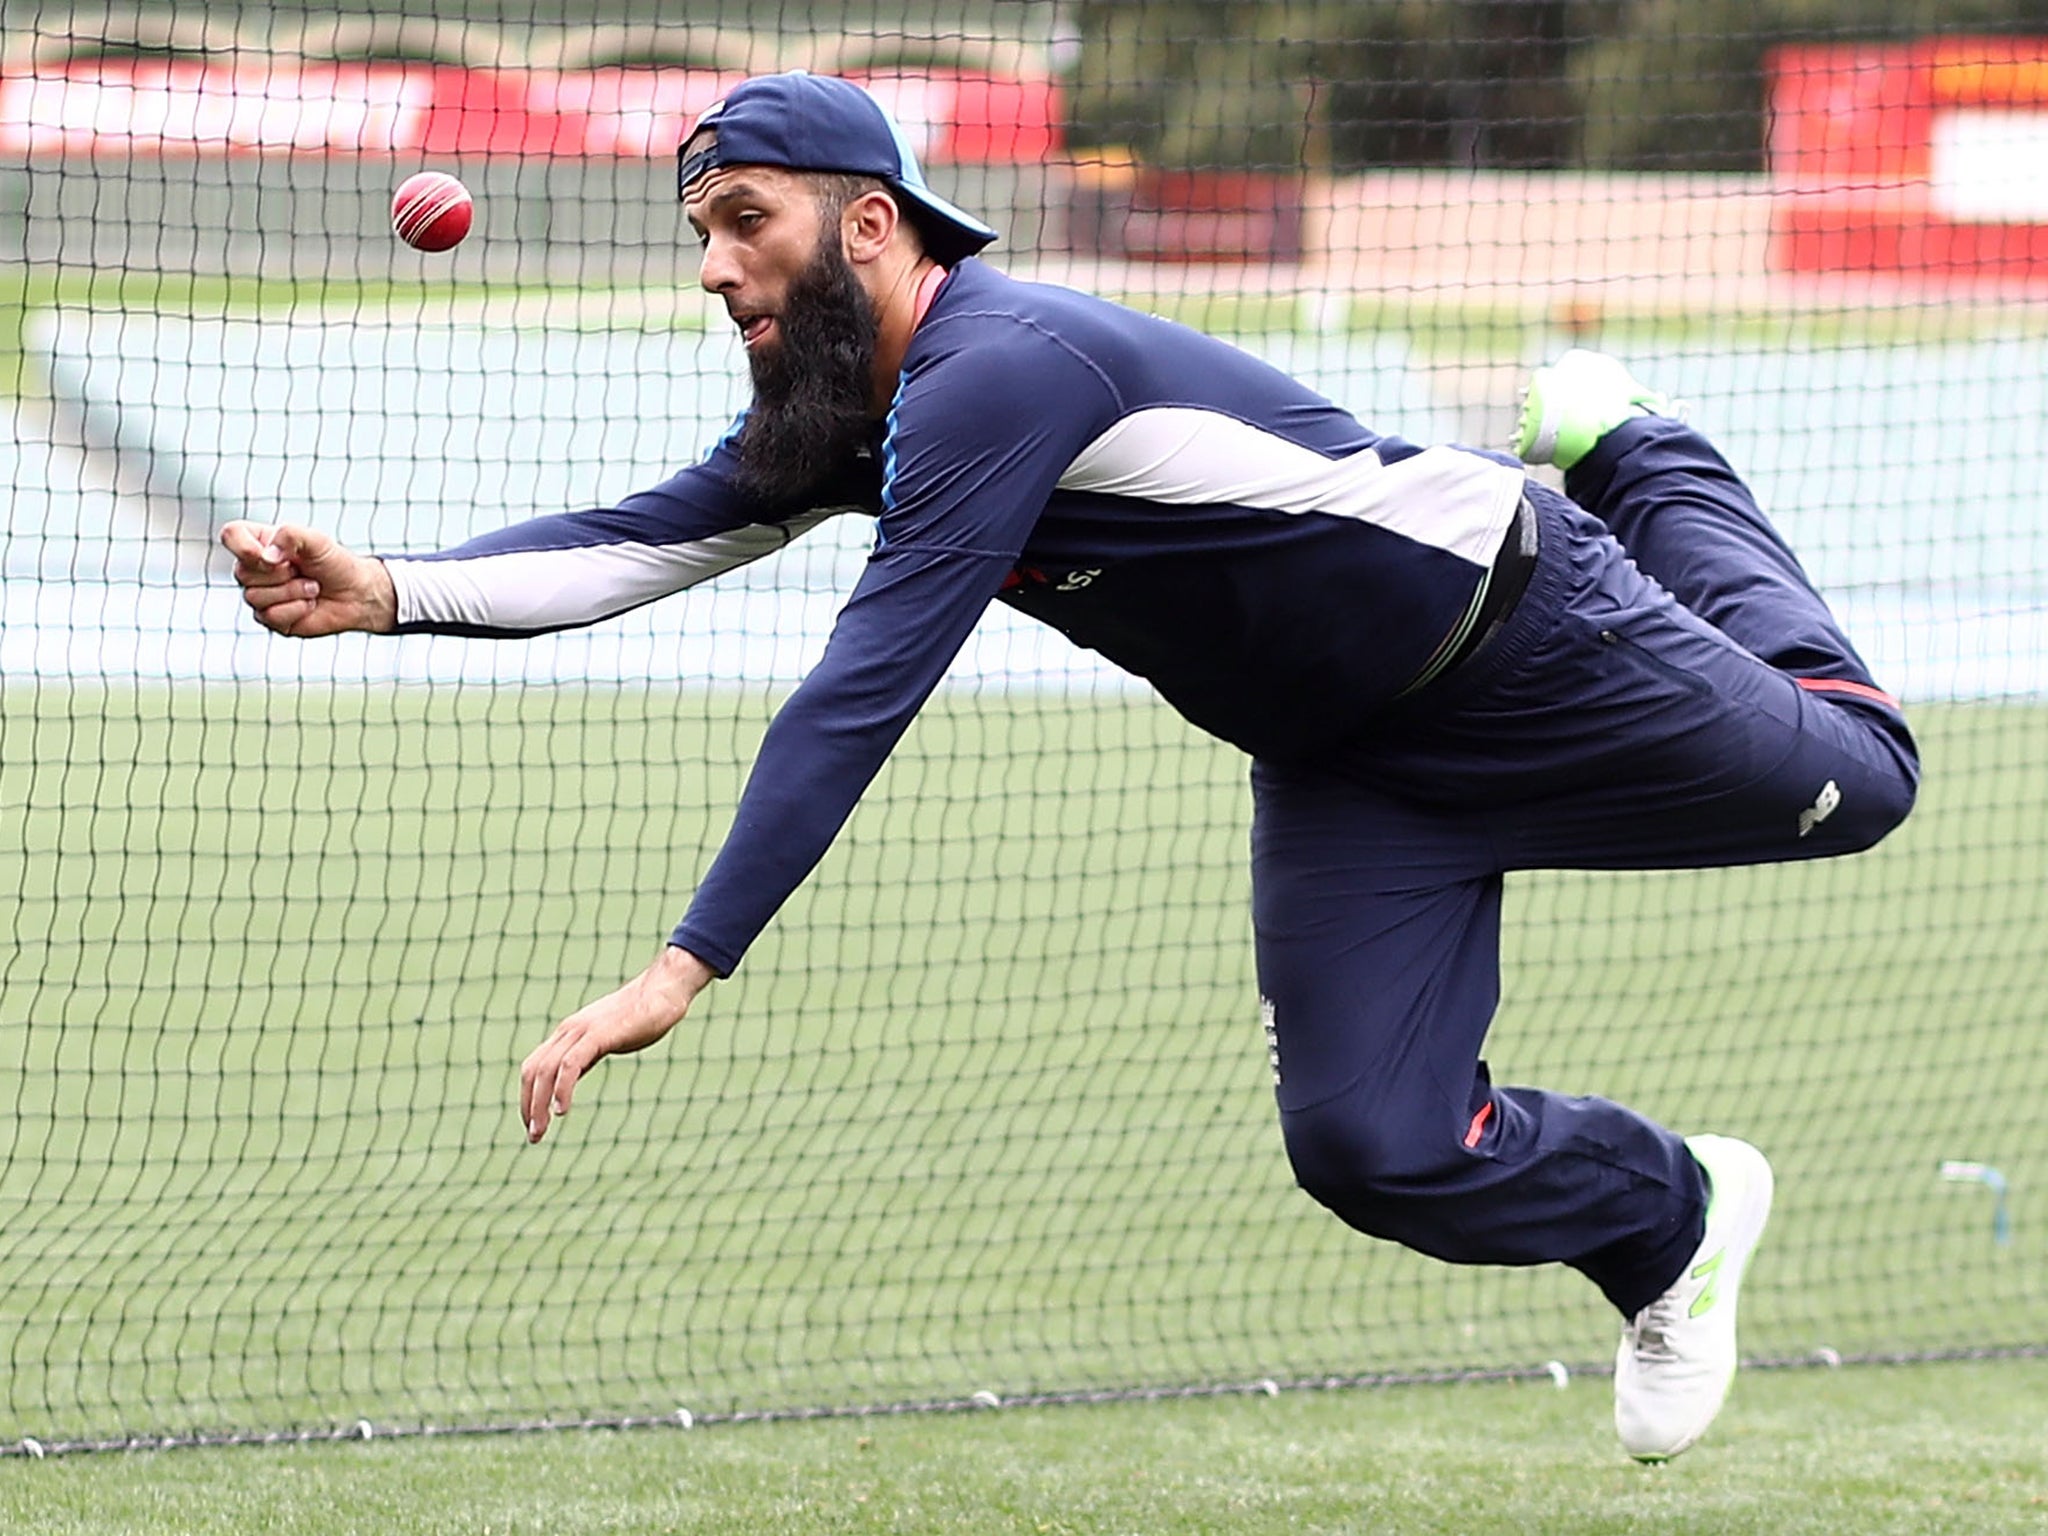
[2, 0, 2046, 1453]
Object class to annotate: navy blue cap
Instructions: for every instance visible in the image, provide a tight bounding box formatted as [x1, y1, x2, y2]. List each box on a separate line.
[679, 72, 999, 264]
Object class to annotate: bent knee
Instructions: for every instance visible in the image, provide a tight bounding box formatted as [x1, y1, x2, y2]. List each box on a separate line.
[1821, 751, 1918, 855]
[1855, 764, 1917, 848]
[1791, 700, 1919, 855]
[1281, 1092, 1476, 1217]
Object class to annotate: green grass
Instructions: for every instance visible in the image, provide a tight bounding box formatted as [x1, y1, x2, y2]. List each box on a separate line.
[2, 688, 2045, 1452]
[3, 1359, 2045, 1534]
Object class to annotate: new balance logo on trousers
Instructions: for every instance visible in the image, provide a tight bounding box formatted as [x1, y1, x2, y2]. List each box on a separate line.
[1798, 779, 1841, 838]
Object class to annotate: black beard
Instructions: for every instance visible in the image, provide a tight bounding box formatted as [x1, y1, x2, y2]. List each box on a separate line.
[733, 235, 879, 506]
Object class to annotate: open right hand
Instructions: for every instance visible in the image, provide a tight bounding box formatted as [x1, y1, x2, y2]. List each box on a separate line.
[220, 521, 397, 637]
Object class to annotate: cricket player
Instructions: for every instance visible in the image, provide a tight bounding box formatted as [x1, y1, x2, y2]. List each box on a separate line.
[222, 72, 1920, 1461]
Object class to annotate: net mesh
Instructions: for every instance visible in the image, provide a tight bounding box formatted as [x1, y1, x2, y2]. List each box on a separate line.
[3, 1, 2046, 1450]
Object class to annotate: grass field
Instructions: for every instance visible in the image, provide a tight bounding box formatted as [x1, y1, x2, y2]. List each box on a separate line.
[2, 1359, 2045, 1534]
[2, 685, 2044, 1455]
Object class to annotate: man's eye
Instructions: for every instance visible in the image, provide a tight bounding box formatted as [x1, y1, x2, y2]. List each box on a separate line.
[736, 211, 765, 231]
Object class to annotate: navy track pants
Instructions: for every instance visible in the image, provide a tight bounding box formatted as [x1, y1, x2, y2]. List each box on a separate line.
[1253, 417, 1921, 1316]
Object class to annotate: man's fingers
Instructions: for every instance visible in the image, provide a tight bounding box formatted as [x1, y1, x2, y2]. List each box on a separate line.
[521, 1026, 592, 1143]
[519, 1049, 540, 1132]
[526, 1059, 581, 1143]
[262, 605, 310, 637]
[520, 1040, 553, 1141]
[234, 561, 291, 591]
[516, 958, 706, 1144]
[242, 578, 320, 610]
[228, 522, 328, 575]
[220, 520, 285, 567]
[272, 523, 339, 574]
[236, 579, 324, 637]
[552, 1060, 580, 1118]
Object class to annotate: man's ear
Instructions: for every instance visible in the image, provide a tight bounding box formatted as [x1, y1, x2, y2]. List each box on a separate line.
[841, 188, 903, 264]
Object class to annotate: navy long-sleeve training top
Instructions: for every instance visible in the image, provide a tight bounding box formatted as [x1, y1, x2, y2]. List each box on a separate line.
[384, 259, 1528, 974]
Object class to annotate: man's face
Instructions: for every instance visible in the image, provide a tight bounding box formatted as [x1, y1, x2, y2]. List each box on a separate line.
[683, 160, 832, 358]
[684, 158, 881, 505]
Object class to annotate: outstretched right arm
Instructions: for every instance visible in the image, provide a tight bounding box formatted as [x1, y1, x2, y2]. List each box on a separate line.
[222, 441, 838, 641]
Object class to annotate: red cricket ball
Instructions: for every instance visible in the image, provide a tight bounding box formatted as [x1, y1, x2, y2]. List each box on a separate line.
[391, 171, 474, 252]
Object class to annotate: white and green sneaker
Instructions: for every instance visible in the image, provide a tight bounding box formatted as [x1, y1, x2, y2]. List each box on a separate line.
[1512, 349, 1680, 470]
[1613, 1134, 1774, 1463]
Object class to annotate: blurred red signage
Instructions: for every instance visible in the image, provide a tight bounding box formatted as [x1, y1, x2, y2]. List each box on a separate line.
[1065, 162, 1306, 263]
[0, 60, 1060, 163]
[1771, 38, 2048, 279]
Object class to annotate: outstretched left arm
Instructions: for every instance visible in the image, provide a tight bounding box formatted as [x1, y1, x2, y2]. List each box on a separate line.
[522, 319, 1121, 1139]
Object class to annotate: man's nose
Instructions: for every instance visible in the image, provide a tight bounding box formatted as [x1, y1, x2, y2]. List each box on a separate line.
[698, 235, 740, 293]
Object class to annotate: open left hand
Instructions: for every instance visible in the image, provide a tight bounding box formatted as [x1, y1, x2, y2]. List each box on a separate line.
[519, 945, 718, 1143]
